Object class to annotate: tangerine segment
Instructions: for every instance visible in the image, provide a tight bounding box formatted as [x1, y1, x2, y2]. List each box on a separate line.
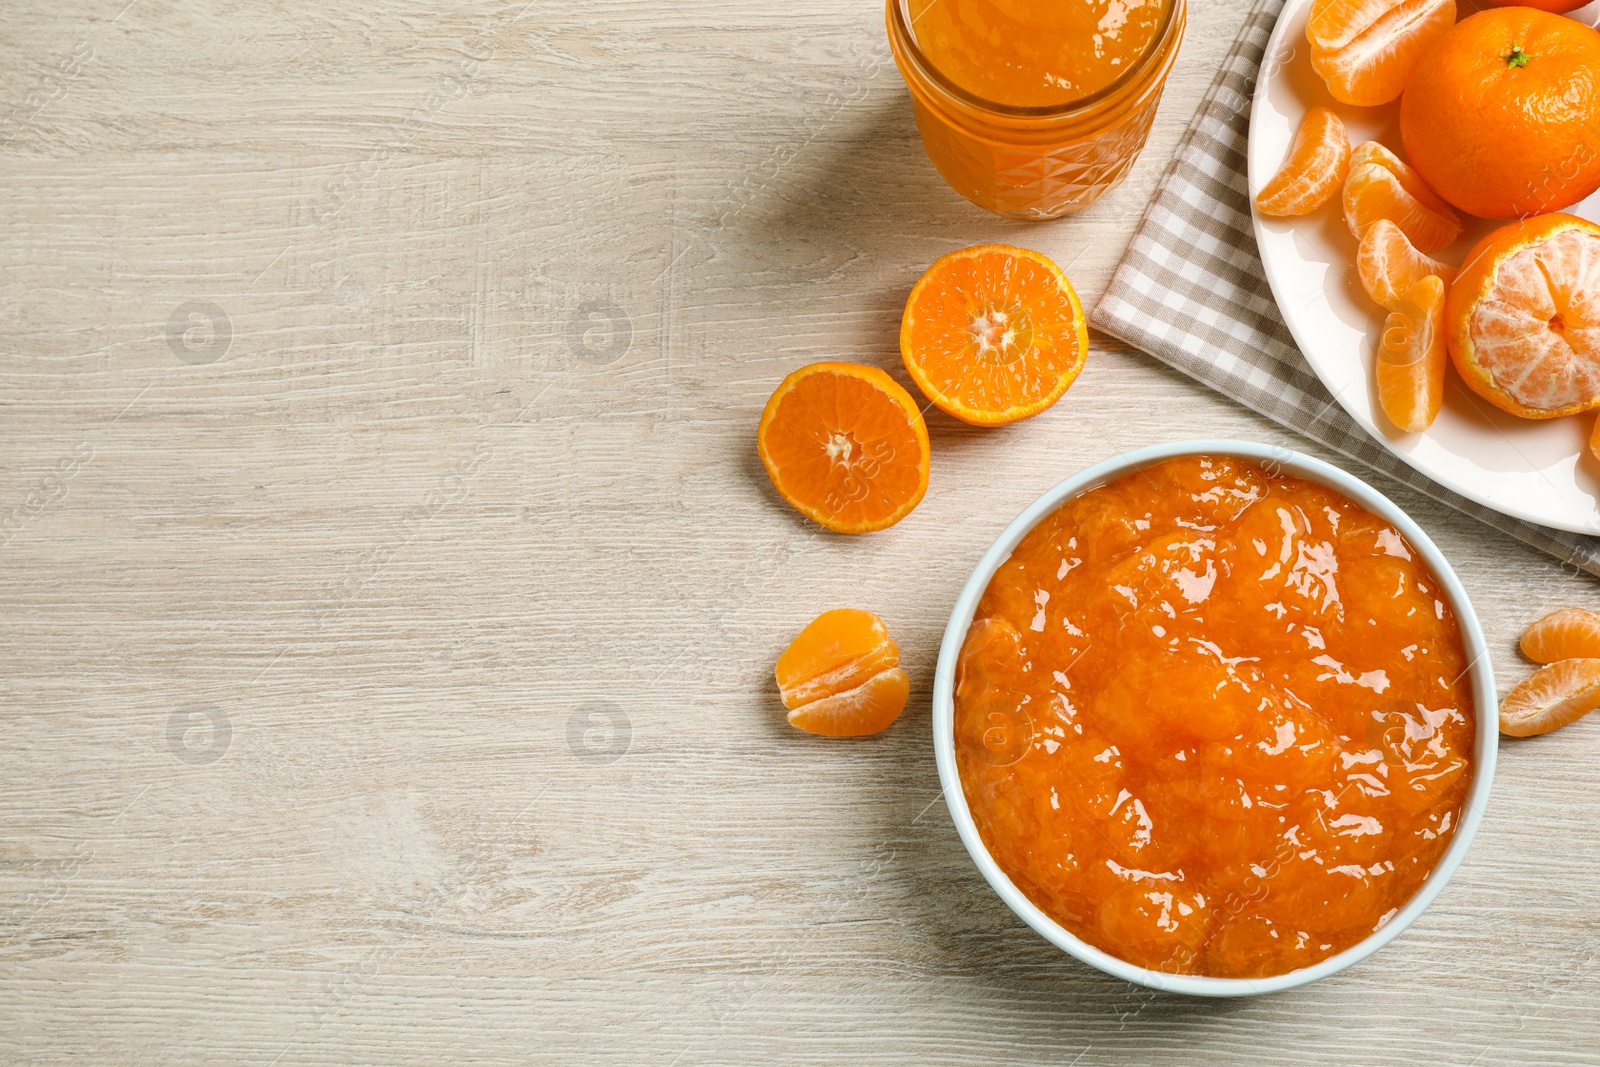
[1376, 275, 1446, 433]
[777, 608, 910, 736]
[1400, 8, 1600, 219]
[901, 245, 1089, 426]
[1358, 219, 1458, 311]
[1310, 0, 1454, 107]
[1308, 0, 1403, 52]
[757, 362, 930, 532]
[1499, 658, 1600, 737]
[1349, 141, 1455, 220]
[1344, 163, 1460, 253]
[1256, 107, 1351, 217]
[1520, 607, 1600, 664]
[787, 666, 911, 737]
[1445, 213, 1600, 419]
[776, 608, 901, 710]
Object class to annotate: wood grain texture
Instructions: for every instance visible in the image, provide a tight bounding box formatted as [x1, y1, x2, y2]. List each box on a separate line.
[2, 0, 1598, 1063]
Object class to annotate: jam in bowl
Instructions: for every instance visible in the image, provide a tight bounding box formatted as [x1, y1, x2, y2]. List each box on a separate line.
[933, 441, 1497, 995]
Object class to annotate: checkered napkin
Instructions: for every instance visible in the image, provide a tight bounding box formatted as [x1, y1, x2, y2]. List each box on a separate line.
[1089, 0, 1600, 576]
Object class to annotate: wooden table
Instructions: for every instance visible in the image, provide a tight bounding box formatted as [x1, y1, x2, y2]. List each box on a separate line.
[3, 0, 1596, 1063]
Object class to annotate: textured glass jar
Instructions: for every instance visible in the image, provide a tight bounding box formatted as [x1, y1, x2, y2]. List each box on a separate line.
[887, 0, 1186, 220]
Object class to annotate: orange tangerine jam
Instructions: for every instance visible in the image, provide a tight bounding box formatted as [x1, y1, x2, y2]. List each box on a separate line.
[910, 0, 1166, 108]
[954, 456, 1475, 978]
[887, 0, 1185, 218]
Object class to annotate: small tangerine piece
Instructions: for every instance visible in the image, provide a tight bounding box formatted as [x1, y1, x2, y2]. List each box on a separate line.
[1375, 274, 1446, 433]
[1344, 162, 1461, 253]
[1500, 658, 1600, 737]
[900, 244, 1089, 426]
[757, 362, 930, 533]
[1256, 107, 1351, 217]
[1308, 0, 1404, 52]
[1350, 141, 1456, 218]
[1310, 0, 1455, 106]
[786, 669, 911, 738]
[1520, 608, 1600, 664]
[776, 608, 910, 737]
[1357, 219, 1458, 311]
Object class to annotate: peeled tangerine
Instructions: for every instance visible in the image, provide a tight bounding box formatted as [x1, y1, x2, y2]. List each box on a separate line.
[1255, 107, 1350, 217]
[776, 609, 910, 736]
[1309, 0, 1455, 106]
[1521, 607, 1600, 663]
[1445, 213, 1600, 419]
[1376, 275, 1446, 432]
[1358, 219, 1457, 310]
[1344, 142, 1460, 253]
[1500, 658, 1600, 736]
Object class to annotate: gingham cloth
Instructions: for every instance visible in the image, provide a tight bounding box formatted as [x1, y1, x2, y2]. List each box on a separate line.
[1090, 0, 1600, 576]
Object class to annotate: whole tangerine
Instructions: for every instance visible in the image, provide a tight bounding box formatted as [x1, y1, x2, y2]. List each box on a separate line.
[1400, 8, 1600, 220]
[1481, 0, 1590, 12]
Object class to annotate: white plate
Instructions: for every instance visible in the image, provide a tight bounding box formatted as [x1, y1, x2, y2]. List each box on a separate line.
[1248, 0, 1600, 534]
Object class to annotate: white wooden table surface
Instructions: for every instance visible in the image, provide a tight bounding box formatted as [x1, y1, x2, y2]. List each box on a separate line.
[3, 0, 1597, 1063]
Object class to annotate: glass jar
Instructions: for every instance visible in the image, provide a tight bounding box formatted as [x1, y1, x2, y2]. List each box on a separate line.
[886, 0, 1186, 220]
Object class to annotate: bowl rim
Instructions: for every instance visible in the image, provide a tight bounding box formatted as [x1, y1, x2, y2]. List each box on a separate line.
[931, 438, 1499, 997]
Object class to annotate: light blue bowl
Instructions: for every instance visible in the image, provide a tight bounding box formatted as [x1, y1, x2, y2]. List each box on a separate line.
[932, 439, 1498, 997]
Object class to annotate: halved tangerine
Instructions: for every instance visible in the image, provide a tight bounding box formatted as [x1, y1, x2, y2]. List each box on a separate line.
[776, 608, 910, 736]
[1255, 107, 1351, 217]
[1445, 213, 1600, 419]
[1376, 274, 1446, 433]
[1309, 0, 1454, 107]
[900, 244, 1089, 426]
[1500, 658, 1600, 737]
[1358, 219, 1457, 310]
[1521, 607, 1600, 663]
[757, 362, 930, 533]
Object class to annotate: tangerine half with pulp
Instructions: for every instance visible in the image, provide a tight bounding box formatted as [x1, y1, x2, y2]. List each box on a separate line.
[900, 244, 1088, 427]
[1444, 213, 1600, 419]
[757, 362, 930, 533]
